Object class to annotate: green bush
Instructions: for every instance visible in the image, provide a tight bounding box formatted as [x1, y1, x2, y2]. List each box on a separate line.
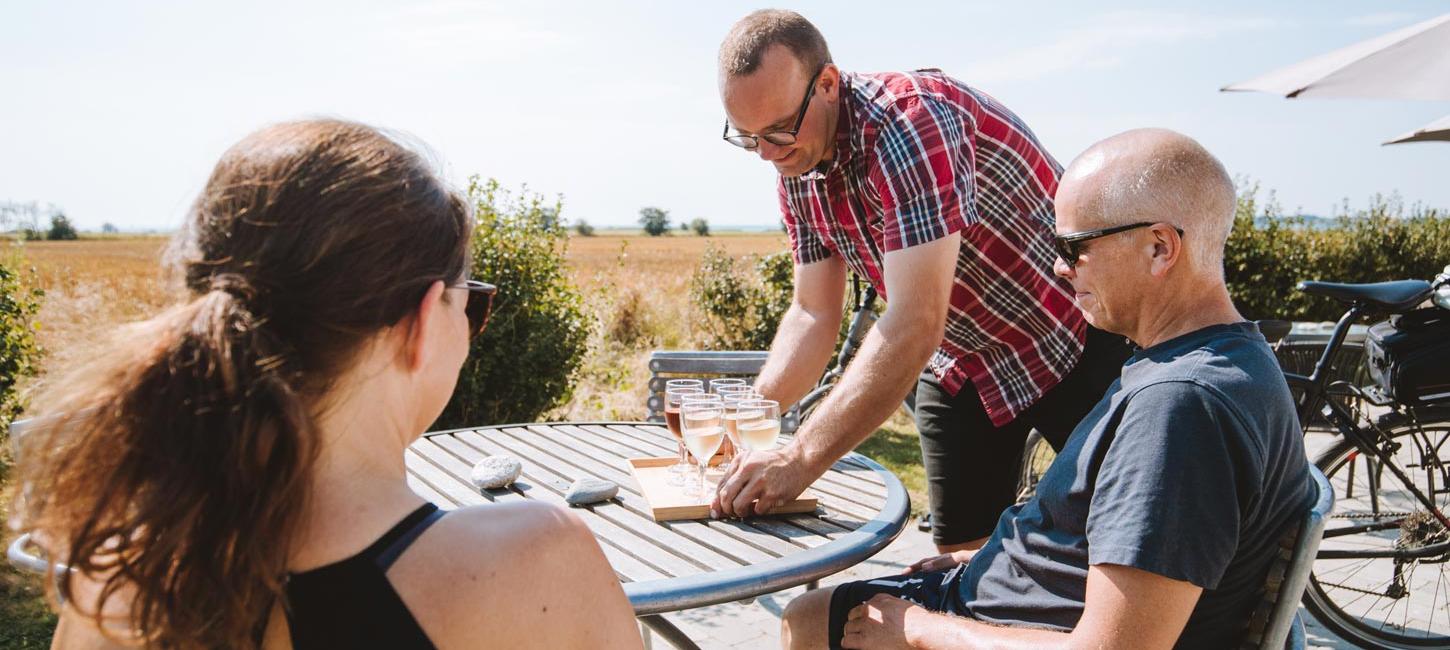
[1226, 187, 1450, 321]
[0, 256, 42, 450]
[689, 245, 798, 350]
[433, 178, 590, 429]
[690, 218, 710, 236]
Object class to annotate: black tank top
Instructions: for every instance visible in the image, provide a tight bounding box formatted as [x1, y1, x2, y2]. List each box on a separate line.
[284, 503, 446, 649]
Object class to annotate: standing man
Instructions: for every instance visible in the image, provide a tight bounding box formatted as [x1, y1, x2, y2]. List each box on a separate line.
[710, 9, 1132, 554]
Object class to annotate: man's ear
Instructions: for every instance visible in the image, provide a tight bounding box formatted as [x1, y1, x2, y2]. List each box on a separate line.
[401, 280, 448, 374]
[1148, 225, 1183, 277]
[820, 63, 841, 101]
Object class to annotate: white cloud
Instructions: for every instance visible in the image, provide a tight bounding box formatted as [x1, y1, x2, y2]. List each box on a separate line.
[964, 10, 1278, 84]
[1344, 12, 1415, 27]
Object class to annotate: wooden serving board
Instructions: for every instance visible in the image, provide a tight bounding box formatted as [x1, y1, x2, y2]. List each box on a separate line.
[625, 456, 819, 522]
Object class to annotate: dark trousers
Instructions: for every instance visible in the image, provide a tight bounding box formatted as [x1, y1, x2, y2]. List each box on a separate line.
[914, 326, 1133, 545]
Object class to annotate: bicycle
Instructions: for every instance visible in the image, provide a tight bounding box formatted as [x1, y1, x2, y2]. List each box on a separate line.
[1287, 267, 1450, 648]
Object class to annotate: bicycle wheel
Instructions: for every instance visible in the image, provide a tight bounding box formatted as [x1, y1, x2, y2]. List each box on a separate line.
[1303, 411, 1450, 648]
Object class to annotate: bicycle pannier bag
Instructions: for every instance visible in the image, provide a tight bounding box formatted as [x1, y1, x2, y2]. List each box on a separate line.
[1364, 308, 1450, 405]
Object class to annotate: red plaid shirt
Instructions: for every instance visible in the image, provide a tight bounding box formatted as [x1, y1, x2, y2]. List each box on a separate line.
[781, 69, 1084, 426]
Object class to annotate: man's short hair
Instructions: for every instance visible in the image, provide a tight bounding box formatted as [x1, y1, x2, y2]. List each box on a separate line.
[1074, 129, 1237, 276]
[719, 9, 832, 78]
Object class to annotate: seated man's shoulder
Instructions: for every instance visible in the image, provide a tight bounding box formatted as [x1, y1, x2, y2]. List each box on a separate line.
[1128, 325, 1287, 408]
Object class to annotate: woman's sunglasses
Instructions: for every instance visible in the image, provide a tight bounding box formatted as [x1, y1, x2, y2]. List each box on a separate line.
[452, 280, 498, 337]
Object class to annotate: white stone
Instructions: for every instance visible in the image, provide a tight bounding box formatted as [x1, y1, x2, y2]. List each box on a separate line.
[565, 477, 618, 505]
[470, 455, 522, 490]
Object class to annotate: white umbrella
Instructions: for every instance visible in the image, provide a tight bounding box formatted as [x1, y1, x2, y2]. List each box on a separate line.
[1222, 13, 1450, 100]
[1384, 113, 1450, 144]
[1221, 13, 1450, 145]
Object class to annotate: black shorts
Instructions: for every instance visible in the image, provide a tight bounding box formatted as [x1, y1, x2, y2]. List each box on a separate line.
[827, 566, 967, 649]
[915, 326, 1132, 545]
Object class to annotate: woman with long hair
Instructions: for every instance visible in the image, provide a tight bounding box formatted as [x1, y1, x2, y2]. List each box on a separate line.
[12, 119, 642, 649]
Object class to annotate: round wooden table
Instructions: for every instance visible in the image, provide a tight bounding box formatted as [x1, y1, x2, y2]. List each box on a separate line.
[405, 421, 910, 648]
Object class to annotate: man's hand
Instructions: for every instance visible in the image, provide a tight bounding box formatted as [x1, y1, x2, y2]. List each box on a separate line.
[906, 549, 976, 574]
[710, 445, 818, 518]
[842, 594, 926, 650]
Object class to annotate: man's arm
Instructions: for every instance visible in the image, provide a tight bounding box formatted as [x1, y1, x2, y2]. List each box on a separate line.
[712, 232, 960, 517]
[753, 256, 848, 410]
[842, 564, 1201, 650]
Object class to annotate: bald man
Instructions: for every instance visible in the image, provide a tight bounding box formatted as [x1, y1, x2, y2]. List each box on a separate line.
[780, 129, 1312, 650]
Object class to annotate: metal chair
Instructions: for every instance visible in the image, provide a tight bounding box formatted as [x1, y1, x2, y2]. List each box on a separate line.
[1240, 464, 1334, 650]
[645, 350, 800, 433]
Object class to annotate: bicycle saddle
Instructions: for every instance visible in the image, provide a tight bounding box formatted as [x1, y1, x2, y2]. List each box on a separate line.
[1296, 280, 1431, 312]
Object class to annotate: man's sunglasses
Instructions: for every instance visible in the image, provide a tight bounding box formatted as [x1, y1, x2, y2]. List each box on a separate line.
[1052, 222, 1185, 268]
[452, 280, 498, 337]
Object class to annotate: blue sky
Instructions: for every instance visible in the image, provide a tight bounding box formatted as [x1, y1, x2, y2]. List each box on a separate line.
[2, 1, 1447, 231]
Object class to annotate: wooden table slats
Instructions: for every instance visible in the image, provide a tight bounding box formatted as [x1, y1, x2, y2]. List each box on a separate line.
[405, 422, 903, 598]
[423, 430, 718, 578]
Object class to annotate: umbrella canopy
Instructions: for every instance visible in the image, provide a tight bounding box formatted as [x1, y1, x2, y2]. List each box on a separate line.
[1222, 13, 1450, 101]
[1384, 113, 1450, 144]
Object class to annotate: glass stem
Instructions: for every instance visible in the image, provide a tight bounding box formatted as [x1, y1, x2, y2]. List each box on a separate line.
[678, 441, 688, 465]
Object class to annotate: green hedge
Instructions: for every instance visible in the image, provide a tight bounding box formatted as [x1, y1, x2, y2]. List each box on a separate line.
[1226, 188, 1450, 321]
[691, 188, 1449, 345]
[433, 178, 590, 429]
[0, 255, 42, 461]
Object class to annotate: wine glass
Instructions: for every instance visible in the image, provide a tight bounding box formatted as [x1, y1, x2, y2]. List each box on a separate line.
[709, 378, 748, 394]
[736, 399, 781, 451]
[664, 382, 703, 485]
[720, 389, 762, 464]
[680, 401, 725, 498]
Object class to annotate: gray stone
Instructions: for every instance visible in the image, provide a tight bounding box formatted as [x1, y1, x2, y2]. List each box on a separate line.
[564, 477, 618, 505]
[470, 455, 521, 490]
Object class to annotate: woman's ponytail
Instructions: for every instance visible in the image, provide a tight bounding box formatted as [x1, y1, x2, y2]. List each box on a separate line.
[19, 281, 317, 648]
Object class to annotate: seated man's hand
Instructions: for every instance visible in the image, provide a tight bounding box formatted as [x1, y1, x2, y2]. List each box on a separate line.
[907, 549, 975, 574]
[710, 444, 815, 518]
[842, 594, 925, 650]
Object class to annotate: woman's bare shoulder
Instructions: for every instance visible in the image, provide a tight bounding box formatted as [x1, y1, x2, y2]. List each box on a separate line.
[389, 501, 641, 649]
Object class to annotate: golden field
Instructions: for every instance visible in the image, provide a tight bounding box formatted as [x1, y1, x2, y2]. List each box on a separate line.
[2, 233, 790, 421]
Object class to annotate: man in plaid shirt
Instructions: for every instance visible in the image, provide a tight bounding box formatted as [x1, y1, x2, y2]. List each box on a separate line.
[710, 10, 1131, 553]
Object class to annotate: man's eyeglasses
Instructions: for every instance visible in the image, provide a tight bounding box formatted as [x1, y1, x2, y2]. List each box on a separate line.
[451, 280, 498, 338]
[1052, 222, 1185, 268]
[722, 64, 826, 150]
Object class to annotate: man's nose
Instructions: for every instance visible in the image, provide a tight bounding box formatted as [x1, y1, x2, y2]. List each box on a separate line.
[1053, 255, 1074, 280]
[756, 140, 786, 161]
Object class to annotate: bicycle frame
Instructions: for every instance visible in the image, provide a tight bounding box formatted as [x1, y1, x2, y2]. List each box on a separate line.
[1285, 302, 1450, 555]
[796, 276, 918, 419]
[797, 277, 877, 415]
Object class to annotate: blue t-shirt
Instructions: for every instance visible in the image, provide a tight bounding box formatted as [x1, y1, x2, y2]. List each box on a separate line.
[954, 322, 1311, 648]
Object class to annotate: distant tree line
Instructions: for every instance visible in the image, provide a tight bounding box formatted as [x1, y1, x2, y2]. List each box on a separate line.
[1, 200, 78, 240]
